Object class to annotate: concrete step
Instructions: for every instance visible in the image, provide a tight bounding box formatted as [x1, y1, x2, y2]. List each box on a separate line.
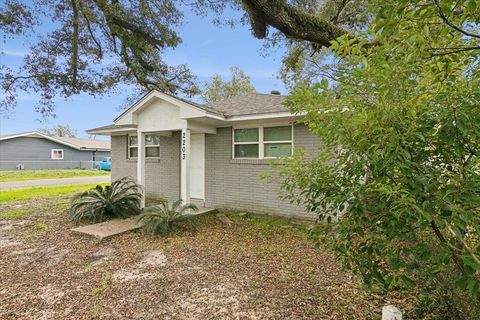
[190, 198, 205, 208]
[71, 216, 141, 240]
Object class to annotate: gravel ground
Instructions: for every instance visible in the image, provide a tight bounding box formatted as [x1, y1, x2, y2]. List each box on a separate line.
[0, 197, 413, 319]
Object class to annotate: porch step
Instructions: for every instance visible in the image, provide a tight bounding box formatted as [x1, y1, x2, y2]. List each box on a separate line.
[190, 198, 206, 208]
[71, 216, 141, 240]
[194, 207, 216, 216]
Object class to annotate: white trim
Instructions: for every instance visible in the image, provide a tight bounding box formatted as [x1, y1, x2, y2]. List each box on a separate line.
[114, 90, 224, 123]
[51, 149, 64, 160]
[180, 128, 191, 204]
[128, 134, 138, 159]
[145, 134, 161, 159]
[112, 90, 305, 125]
[86, 127, 136, 135]
[232, 123, 294, 160]
[137, 131, 146, 208]
[226, 111, 305, 122]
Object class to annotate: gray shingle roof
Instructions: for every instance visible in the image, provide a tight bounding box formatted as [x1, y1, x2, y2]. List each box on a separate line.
[55, 137, 110, 150]
[0, 132, 110, 150]
[206, 92, 288, 117]
[110, 91, 289, 125]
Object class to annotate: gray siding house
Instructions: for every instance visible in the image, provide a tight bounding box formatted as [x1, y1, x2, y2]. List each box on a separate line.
[88, 90, 321, 219]
[0, 132, 110, 170]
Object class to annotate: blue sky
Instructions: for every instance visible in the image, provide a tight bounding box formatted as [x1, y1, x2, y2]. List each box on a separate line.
[0, 6, 286, 139]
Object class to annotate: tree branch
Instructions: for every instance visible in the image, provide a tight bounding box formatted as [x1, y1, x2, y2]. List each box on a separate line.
[78, 3, 103, 59]
[241, 0, 349, 48]
[430, 220, 466, 274]
[430, 46, 480, 56]
[432, 0, 480, 39]
[70, 0, 79, 87]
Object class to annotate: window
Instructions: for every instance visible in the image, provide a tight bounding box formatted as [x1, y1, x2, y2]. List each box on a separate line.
[51, 149, 64, 160]
[263, 126, 293, 158]
[128, 134, 160, 158]
[128, 135, 138, 158]
[233, 125, 293, 159]
[145, 135, 160, 158]
[233, 128, 259, 158]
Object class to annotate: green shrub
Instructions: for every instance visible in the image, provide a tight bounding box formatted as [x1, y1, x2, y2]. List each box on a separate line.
[138, 199, 198, 235]
[69, 177, 142, 223]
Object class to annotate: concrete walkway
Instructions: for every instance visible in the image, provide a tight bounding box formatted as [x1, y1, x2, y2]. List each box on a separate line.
[71, 208, 216, 240]
[71, 216, 141, 240]
[0, 175, 111, 190]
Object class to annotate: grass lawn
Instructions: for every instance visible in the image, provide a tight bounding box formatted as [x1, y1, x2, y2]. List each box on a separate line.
[0, 169, 109, 182]
[0, 183, 107, 203]
[0, 194, 418, 319]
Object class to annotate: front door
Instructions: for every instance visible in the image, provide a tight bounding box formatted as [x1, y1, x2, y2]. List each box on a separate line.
[190, 133, 205, 199]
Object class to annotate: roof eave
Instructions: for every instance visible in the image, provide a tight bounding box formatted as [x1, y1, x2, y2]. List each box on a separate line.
[113, 90, 225, 124]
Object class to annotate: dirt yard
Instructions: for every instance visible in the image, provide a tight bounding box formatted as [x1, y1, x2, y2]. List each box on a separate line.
[0, 196, 412, 319]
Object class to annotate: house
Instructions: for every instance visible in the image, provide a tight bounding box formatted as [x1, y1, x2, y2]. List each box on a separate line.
[0, 132, 110, 170]
[87, 90, 321, 219]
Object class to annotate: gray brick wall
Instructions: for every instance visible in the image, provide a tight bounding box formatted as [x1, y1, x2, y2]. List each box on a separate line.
[204, 124, 321, 219]
[111, 133, 180, 201]
[111, 124, 322, 219]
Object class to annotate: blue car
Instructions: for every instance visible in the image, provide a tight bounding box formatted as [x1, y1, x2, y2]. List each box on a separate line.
[96, 157, 111, 171]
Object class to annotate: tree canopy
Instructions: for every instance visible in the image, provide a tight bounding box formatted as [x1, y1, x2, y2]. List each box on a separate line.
[39, 124, 77, 137]
[273, 0, 480, 317]
[201, 67, 256, 103]
[0, 0, 372, 115]
[0, 0, 200, 115]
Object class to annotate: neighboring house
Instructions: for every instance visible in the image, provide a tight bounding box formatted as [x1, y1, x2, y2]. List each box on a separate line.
[0, 132, 110, 170]
[87, 90, 321, 219]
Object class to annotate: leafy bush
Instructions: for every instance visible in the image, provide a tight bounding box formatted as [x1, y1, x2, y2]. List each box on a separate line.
[69, 177, 142, 223]
[137, 199, 198, 235]
[273, 0, 480, 312]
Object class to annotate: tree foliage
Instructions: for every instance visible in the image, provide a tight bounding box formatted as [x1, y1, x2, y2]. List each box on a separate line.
[276, 0, 480, 314]
[201, 66, 256, 103]
[39, 124, 77, 137]
[0, 0, 199, 116]
[0, 0, 365, 115]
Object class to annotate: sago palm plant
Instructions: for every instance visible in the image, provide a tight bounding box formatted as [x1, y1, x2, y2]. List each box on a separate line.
[69, 177, 142, 223]
[137, 199, 198, 235]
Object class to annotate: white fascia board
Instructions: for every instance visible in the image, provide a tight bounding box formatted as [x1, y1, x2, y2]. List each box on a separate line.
[184, 111, 305, 125]
[86, 128, 136, 136]
[225, 111, 306, 122]
[115, 90, 225, 124]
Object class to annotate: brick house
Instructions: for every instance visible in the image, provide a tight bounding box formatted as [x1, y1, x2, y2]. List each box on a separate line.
[87, 90, 321, 219]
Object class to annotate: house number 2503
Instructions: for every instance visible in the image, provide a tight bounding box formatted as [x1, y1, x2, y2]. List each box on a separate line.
[181, 132, 186, 160]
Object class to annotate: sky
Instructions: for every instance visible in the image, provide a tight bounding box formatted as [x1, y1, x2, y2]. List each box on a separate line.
[0, 5, 287, 139]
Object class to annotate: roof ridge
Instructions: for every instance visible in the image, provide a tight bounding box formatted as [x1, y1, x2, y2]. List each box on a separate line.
[252, 92, 287, 97]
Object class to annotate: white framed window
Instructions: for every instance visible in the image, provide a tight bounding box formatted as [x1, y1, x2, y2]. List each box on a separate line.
[233, 128, 259, 158]
[232, 124, 293, 159]
[128, 135, 138, 158]
[51, 149, 64, 160]
[128, 134, 160, 158]
[263, 125, 293, 158]
[145, 135, 160, 158]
